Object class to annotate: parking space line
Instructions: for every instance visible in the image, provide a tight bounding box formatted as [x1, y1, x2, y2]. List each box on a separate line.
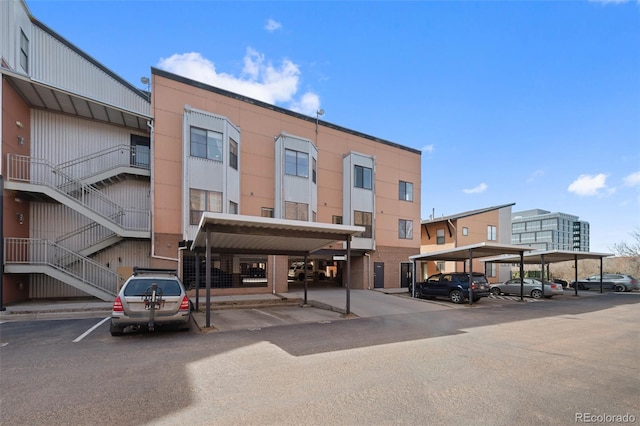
[73, 317, 110, 342]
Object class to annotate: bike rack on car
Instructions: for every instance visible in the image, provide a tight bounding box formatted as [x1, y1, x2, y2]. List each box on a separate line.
[143, 283, 164, 332]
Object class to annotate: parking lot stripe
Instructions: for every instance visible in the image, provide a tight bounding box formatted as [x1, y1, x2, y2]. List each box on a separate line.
[73, 317, 110, 343]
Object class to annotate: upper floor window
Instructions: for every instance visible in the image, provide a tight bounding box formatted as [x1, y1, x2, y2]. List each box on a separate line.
[20, 30, 29, 73]
[190, 127, 223, 161]
[354, 211, 372, 238]
[189, 188, 222, 225]
[285, 201, 308, 221]
[399, 219, 413, 239]
[462, 227, 468, 236]
[312, 158, 317, 183]
[229, 201, 238, 214]
[354, 165, 372, 190]
[332, 215, 343, 225]
[261, 207, 274, 218]
[487, 225, 497, 241]
[437, 228, 445, 245]
[229, 138, 238, 170]
[486, 262, 496, 278]
[285, 149, 309, 178]
[399, 181, 413, 202]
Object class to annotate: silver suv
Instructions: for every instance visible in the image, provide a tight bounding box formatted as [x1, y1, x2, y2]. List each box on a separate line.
[571, 274, 639, 292]
[110, 268, 192, 336]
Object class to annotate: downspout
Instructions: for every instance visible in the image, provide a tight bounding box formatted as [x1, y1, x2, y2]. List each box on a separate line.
[148, 118, 179, 263]
[364, 252, 371, 290]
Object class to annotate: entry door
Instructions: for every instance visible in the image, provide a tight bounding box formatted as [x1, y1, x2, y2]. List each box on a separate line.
[400, 262, 412, 288]
[374, 262, 384, 288]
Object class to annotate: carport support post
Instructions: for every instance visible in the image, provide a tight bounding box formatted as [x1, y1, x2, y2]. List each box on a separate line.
[519, 253, 524, 302]
[346, 235, 351, 315]
[195, 253, 200, 310]
[541, 254, 546, 298]
[303, 254, 308, 305]
[573, 255, 579, 296]
[599, 257, 603, 294]
[468, 249, 473, 306]
[206, 228, 211, 328]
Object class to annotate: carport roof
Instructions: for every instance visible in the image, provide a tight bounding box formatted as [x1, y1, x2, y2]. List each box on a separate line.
[409, 242, 531, 262]
[190, 213, 365, 255]
[481, 249, 614, 264]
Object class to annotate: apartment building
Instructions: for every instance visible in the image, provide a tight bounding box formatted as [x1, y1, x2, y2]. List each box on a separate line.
[511, 209, 590, 251]
[419, 203, 515, 283]
[1, 0, 421, 304]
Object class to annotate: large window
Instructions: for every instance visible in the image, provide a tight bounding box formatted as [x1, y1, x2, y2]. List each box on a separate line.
[190, 189, 222, 225]
[20, 30, 29, 73]
[487, 225, 497, 241]
[437, 228, 445, 245]
[312, 158, 317, 183]
[399, 181, 413, 202]
[354, 211, 372, 238]
[285, 201, 308, 221]
[261, 207, 274, 218]
[229, 138, 238, 170]
[399, 219, 413, 239]
[354, 165, 372, 189]
[190, 127, 223, 161]
[285, 149, 309, 178]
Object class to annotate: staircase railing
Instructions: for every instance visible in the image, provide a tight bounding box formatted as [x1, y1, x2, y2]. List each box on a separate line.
[6, 154, 150, 232]
[4, 237, 119, 296]
[57, 144, 150, 181]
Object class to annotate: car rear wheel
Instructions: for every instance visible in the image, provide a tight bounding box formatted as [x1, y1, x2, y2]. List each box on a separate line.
[490, 287, 501, 296]
[413, 288, 421, 299]
[110, 323, 124, 336]
[449, 289, 463, 304]
[531, 289, 543, 299]
[614, 284, 626, 292]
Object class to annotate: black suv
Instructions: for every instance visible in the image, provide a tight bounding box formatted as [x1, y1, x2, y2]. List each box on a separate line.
[410, 272, 490, 304]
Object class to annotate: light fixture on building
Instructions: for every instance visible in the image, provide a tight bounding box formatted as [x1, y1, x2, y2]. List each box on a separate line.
[16, 121, 24, 128]
[315, 109, 324, 134]
[16, 213, 24, 225]
[17, 136, 25, 145]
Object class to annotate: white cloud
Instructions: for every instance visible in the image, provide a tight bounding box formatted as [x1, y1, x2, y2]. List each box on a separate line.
[588, 0, 631, 4]
[463, 183, 488, 194]
[623, 171, 640, 187]
[567, 173, 608, 196]
[526, 169, 544, 183]
[157, 48, 320, 115]
[422, 144, 434, 154]
[265, 18, 282, 32]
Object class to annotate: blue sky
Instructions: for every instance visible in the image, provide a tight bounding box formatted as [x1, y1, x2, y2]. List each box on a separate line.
[27, 0, 639, 253]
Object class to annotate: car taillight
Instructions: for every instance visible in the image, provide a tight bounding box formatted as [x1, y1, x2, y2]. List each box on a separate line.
[112, 296, 124, 312]
[471, 282, 476, 290]
[179, 296, 190, 311]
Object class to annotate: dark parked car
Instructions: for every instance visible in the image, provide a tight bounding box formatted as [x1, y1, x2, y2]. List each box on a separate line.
[570, 274, 639, 292]
[410, 272, 490, 304]
[186, 267, 234, 289]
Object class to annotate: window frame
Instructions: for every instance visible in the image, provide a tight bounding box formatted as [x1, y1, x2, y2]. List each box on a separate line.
[229, 138, 238, 170]
[398, 219, 413, 239]
[436, 228, 445, 245]
[285, 149, 309, 178]
[487, 225, 497, 241]
[354, 165, 372, 190]
[399, 181, 413, 202]
[189, 188, 222, 225]
[20, 30, 29, 73]
[354, 210, 373, 238]
[190, 126, 223, 161]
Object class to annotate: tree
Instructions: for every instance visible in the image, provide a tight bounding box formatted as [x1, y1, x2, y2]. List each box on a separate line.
[610, 227, 640, 258]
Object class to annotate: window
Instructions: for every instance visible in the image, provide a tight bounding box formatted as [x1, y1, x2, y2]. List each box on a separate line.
[285, 201, 308, 221]
[20, 30, 29, 73]
[354, 211, 372, 238]
[332, 215, 343, 225]
[312, 211, 317, 222]
[486, 262, 496, 278]
[229, 201, 238, 214]
[229, 138, 238, 170]
[399, 181, 413, 202]
[312, 158, 317, 184]
[462, 227, 468, 236]
[189, 189, 222, 225]
[190, 127, 223, 161]
[436, 261, 445, 272]
[354, 165, 372, 189]
[399, 219, 413, 239]
[487, 225, 497, 241]
[285, 149, 309, 178]
[436, 228, 445, 245]
[261, 207, 274, 218]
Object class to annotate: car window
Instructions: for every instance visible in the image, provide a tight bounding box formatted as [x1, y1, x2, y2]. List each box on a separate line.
[123, 279, 183, 297]
[426, 275, 441, 283]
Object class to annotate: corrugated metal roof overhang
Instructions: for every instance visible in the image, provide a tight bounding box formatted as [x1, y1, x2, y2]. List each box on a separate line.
[409, 242, 532, 262]
[190, 213, 366, 256]
[2, 68, 150, 131]
[481, 249, 614, 264]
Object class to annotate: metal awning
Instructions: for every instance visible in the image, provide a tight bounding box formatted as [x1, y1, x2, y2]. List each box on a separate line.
[409, 243, 532, 305]
[481, 249, 614, 296]
[409, 242, 532, 262]
[189, 213, 365, 326]
[2, 68, 150, 131]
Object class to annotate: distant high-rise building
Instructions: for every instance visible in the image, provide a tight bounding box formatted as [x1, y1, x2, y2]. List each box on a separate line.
[511, 209, 590, 251]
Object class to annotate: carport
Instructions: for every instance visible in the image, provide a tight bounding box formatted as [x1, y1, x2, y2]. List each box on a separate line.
[189, 213, 365, 327]
[409, 243, 532, 305]
[481, 249, 614, 297]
